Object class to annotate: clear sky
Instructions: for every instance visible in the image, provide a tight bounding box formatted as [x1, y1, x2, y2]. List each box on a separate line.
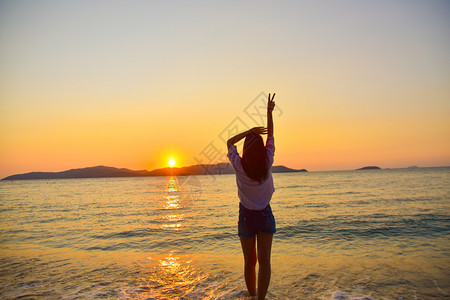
[1, 0, 449, 178]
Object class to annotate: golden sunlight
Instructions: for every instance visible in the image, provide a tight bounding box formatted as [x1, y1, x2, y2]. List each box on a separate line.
[168, 158, 175, 168]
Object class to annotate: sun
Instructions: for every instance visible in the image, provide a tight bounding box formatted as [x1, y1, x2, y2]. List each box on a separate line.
[168, 158, 175, 168]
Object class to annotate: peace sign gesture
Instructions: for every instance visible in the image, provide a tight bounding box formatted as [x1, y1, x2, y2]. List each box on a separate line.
[267, 93, 275, 137]
[268, 93, 276, 112]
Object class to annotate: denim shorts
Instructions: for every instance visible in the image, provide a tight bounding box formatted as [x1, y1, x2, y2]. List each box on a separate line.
[238, 202, 276, 238]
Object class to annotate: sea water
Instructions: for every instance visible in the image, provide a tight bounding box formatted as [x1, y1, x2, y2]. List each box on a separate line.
[0, 167, 449, 299]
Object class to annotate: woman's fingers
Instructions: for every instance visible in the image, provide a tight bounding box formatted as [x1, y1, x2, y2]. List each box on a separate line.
[251, 126, 268, 134]
[268, 93, 276, 111]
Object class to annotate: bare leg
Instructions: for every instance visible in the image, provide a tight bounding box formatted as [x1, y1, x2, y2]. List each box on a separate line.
[256, 232, 273, 300]
[240, 237, 257, 296]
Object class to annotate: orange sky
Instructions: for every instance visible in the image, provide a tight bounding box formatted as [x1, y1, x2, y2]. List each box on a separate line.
[1, 1, 449, 178]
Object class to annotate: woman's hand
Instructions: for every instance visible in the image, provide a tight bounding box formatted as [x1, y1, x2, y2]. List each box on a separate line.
[250, 126, 268, 135]
[268, 93, 275, 112]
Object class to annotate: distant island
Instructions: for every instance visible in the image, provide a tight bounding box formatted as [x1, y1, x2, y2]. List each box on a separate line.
[356, 166, 381, 170]
[1, 164, 308, 181]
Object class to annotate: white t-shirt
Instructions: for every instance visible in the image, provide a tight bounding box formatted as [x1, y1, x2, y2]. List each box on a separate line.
[227, 136, 275, 210]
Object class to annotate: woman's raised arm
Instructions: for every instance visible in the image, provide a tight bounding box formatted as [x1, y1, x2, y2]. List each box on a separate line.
[267, 93, 275, 137]
[227, 127, 267, 149]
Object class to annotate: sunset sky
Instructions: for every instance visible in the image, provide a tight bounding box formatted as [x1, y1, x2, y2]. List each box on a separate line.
[1, 0, 449, 178]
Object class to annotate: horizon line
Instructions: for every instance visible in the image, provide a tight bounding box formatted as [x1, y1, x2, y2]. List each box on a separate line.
[2, 164, 450, 181]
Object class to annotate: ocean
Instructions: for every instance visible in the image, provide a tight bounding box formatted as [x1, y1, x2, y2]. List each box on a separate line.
[0, 167, 449, 299]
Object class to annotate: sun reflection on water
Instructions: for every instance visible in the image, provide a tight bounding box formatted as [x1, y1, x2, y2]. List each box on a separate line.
[135, 251, 206, 298]
[160, 176, 185, 230]
[165, 176, 181, 210]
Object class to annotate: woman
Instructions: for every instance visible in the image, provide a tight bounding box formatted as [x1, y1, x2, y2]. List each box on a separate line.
[227, 93, 276, 299]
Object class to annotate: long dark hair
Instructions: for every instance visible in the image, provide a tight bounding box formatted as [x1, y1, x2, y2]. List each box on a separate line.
[241, 131, 269, 183]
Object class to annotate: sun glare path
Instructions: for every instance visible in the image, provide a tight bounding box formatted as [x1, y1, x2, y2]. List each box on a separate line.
[169, 158, 175, 168]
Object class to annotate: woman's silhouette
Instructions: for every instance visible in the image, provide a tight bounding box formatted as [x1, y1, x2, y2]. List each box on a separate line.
[227, 93, 276, 299]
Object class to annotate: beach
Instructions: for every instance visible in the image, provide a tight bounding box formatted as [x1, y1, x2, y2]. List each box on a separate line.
[1, 167, 449, 299]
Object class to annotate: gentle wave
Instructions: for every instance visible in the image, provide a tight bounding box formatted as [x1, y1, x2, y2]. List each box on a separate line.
[277, 213, 450, 242]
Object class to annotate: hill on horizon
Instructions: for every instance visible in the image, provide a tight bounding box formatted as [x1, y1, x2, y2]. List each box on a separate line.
[2, 164, 307, 181]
